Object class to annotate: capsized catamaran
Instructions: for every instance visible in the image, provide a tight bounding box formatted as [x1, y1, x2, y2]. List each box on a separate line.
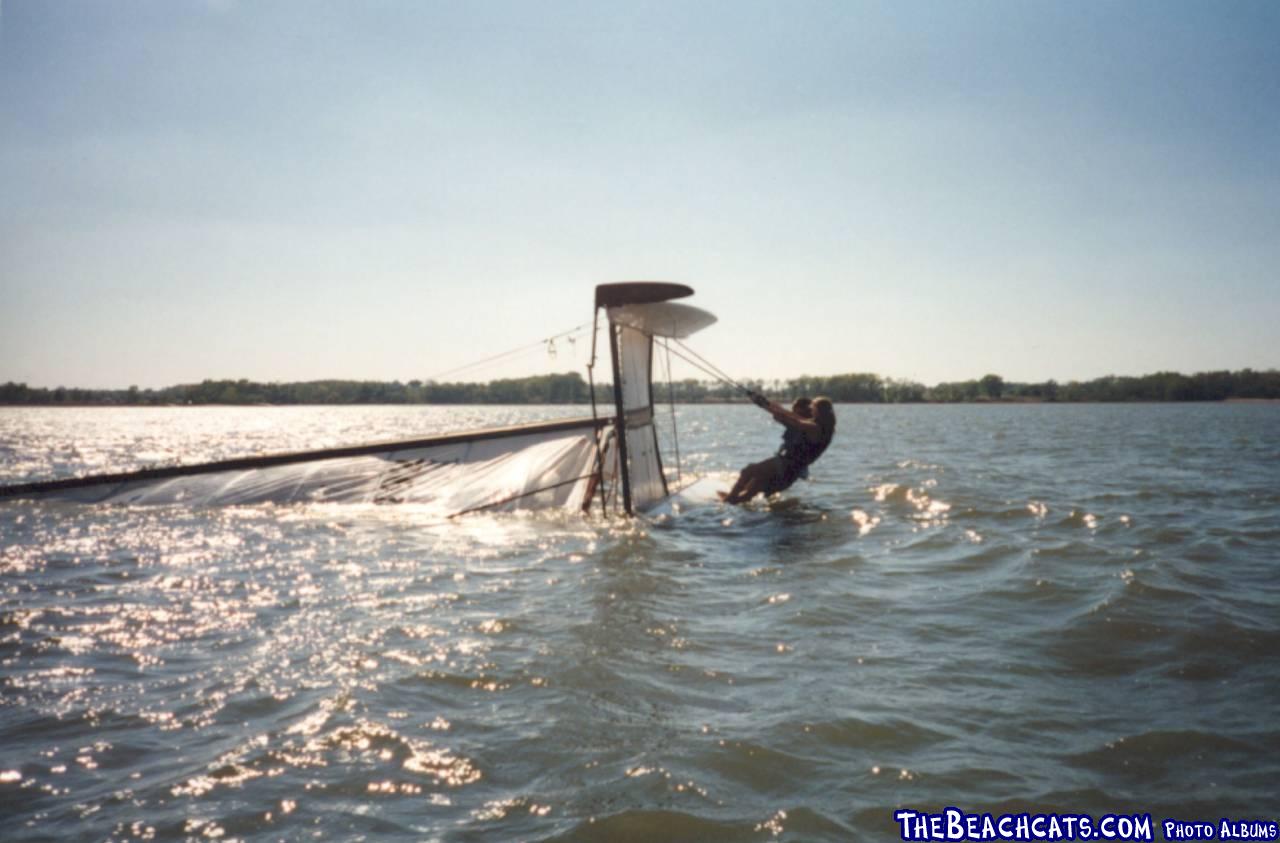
[0, 283, 718, 517]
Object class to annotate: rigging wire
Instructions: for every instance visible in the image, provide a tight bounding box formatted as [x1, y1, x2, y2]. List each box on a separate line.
[670, 338, 755, 395]
[662, 339, 757, 398]
[421, 314, 755, 517]
[424, 322, 592, 382]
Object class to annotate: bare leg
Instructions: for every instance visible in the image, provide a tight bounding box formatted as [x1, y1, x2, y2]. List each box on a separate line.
[726, 479, 760, 504]
[722, 458, 780, 505]
[719, 465, 756, 502]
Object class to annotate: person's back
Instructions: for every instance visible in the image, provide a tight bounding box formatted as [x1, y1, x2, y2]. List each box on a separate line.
[781, 396, 835, 475]
[720, 395, 836, 504]
[801, 397, 836, 465]
[778, 398, 813, 480]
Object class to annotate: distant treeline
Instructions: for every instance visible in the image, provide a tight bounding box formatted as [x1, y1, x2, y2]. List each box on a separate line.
[0, 374, 594, 406]
[2, 368, 1278, 406]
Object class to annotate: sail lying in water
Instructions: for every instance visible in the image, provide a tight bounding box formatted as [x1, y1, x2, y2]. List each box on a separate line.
[0, 283, 716, 517]
[0, 418, 607, 511]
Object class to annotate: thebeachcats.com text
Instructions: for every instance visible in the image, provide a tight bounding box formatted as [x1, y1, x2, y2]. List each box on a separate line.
[894, 808, 1280, 841]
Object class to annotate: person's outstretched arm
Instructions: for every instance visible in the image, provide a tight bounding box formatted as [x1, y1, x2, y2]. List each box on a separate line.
[766, 401, 822, 438]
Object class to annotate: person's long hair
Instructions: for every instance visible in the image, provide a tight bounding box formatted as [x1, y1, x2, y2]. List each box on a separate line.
[812, 397, 835, 433]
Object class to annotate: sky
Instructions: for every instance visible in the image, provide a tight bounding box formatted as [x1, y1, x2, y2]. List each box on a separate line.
[1, 0, 1278, 389]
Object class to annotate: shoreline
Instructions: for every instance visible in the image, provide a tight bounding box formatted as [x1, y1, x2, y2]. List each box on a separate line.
[4, 398, 1279, 408]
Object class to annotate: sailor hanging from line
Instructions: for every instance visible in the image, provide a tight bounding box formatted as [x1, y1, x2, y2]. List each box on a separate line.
[778, 397, 814, 481]
[719, 394, 836, 505]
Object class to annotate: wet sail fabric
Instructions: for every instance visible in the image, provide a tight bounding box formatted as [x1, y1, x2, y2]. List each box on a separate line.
[0, 418, 607, 514]
[615, 323, 666, 509]
[0, 283, 718, 517]
[605, 301, 717, 340]
[604, 300, 717, 512]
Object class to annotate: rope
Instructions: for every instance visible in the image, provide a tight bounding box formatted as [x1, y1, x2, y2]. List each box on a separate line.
[425, 322, 591, 382]
[662, 340, 755, 397]
[671, 338, 754, 394]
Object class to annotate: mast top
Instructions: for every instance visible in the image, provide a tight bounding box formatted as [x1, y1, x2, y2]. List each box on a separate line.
[594, 282, 693, 309]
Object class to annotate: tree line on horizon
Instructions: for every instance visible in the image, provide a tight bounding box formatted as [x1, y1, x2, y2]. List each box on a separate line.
[2, 368, 1278, 406]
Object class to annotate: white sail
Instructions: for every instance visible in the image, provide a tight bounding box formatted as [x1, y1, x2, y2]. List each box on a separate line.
[602, 299, 716, 512]
[4, 419, 608, 514]
[0, 284, 717, 517]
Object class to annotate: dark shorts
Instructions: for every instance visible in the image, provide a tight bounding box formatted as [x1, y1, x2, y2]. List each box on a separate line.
[760, 455, 807, 496]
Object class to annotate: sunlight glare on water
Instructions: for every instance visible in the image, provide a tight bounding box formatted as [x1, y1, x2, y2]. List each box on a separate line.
[2, 404, 1279, 841]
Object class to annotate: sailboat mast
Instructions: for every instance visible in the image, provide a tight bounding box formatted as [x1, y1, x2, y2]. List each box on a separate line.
[607, 321, 634, 515]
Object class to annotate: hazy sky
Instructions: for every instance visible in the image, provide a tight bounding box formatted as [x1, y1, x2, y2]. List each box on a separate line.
[2, 1, 1277, 389]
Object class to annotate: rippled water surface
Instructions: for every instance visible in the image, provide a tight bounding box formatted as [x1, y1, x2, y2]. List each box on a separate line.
[2, 404, 1278, 841]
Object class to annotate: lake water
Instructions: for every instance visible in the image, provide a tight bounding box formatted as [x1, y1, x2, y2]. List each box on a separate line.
[1, 403, 1277, 841]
